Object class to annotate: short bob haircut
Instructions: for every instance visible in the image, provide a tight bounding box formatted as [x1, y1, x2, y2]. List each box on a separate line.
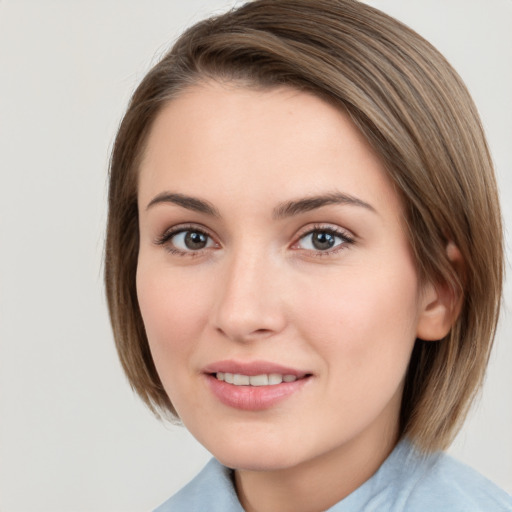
[105, 0, 503, 452]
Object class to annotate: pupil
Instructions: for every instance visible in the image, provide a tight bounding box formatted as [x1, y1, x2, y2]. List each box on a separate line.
[185, 231, 207, 250]
[312, 231, 335, 250]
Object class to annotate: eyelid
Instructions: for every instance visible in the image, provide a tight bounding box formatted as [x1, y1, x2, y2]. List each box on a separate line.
[154, 223, 220, 254]
[291, 223, 355, 253]
[153, 222, 354, 256]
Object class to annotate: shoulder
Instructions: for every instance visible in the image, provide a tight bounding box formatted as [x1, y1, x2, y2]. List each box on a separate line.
[377, 440, 512, 512]
[409, 449, 512, 511]
[333, 440, 512, 512]
[153, 458, 244, 512]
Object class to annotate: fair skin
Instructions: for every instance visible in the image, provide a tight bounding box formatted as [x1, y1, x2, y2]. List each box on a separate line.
[136, 82, 452, 512]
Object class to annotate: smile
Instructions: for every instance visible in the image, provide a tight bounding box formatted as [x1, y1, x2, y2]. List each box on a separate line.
[205, 362, 311, 410]
[215, 372, 299, 386]
[203, 360, 311, 410]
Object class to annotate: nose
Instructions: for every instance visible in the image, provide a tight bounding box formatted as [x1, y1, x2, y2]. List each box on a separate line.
[212, 248, 287, 342]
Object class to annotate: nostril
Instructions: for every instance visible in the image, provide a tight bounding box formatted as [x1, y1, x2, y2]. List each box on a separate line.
[215, 325, 277, 342]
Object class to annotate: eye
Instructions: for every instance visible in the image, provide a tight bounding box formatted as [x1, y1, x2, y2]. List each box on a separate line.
[295, 227, 353, 252]
[155, 226, 217, 254]
[172, 230, 214, 251]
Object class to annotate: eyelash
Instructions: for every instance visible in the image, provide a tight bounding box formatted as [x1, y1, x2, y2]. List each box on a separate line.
[154, 223, 355, 257]
[154, 224, 215, 257]
[293, 224, 355, 256]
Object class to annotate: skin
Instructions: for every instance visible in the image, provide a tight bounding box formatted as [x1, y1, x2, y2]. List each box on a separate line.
[136, 82, 451, 512]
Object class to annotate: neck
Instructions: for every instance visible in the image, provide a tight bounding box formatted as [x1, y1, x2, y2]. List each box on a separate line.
[234, 415, 399, 512]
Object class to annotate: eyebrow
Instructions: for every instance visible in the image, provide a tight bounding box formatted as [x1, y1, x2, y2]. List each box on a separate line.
[146, 191, 376, 218]
[146, 192, 220, 216]
[272, 192, 376, 219]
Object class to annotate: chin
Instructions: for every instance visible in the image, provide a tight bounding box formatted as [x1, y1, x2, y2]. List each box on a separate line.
[215, 450, 299, 472]
[201, 434, 302, 471]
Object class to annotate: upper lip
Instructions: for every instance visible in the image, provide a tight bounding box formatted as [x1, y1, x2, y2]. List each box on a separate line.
[203, 360, 310, 378]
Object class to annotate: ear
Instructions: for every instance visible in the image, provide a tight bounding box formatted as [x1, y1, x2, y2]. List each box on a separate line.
[416, 242, 464, 341]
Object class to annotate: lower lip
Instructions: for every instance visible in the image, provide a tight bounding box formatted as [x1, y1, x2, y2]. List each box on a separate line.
[205, 374, 310, 411]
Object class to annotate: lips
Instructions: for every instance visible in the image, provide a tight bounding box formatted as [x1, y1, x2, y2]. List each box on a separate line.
[203, 360, 309, 377]
[203, 360, 312, 410]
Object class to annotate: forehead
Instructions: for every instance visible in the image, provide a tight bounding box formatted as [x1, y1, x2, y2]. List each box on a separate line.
[138, 81, 401, 219]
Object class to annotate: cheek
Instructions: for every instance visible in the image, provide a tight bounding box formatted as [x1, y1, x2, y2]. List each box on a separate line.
[295, 261, 420, 387]
[136, 265, 211, 376]
[136, 265, 218, 420]
[299, 258, 419, 328]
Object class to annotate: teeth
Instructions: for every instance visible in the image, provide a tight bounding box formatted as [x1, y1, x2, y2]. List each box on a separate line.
[268, 373, 283, 385]
[216, 372, 299, 386]
[233, 374, 250, 385]
[249, 374, 268, 386]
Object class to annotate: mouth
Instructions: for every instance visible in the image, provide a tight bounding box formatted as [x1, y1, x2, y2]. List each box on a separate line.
[203, 361, 312, 410]
[213, 372, 306, 386]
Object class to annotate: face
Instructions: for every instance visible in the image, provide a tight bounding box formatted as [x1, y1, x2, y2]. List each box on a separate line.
[136, 82, 435, 474]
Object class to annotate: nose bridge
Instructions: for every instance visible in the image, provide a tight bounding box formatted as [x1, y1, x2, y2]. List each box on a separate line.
[213, 241, 285, 340]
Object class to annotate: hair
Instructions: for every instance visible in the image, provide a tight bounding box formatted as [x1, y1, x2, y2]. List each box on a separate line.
[105, 0, 503, 452]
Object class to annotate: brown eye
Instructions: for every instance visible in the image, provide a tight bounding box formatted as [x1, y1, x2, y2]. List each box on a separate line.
[184, 231, 209, 250]
[170, 230, 215, 251]
[296, 228, 352, 252]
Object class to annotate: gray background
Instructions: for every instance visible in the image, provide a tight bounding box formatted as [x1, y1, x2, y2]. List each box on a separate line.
[0, 0, 510, 510]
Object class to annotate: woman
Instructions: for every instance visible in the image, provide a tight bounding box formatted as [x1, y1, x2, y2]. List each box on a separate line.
[105, 0, 511, 510]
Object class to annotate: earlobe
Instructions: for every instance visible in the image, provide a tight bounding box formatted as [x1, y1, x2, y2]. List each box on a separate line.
[416, 242, 464, 342]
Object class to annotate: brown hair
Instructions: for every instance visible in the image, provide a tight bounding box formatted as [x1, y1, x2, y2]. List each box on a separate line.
[105, 0, 503, 452]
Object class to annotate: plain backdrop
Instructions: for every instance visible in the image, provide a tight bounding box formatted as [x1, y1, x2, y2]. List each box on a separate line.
[0, 1, 511, 511]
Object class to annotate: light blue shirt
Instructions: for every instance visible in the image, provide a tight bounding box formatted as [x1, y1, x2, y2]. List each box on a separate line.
[154, 439, 512, 511]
